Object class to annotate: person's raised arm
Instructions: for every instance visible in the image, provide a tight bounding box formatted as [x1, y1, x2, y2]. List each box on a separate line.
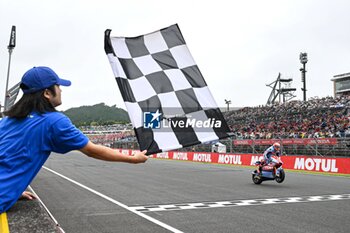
[79, 141, 148, 164]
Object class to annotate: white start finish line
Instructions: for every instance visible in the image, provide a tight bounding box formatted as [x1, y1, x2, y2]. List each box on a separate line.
[129, 194, 350, 212]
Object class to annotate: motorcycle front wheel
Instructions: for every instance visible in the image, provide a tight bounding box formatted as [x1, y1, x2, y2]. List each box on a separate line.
[275, 169, 285, 183]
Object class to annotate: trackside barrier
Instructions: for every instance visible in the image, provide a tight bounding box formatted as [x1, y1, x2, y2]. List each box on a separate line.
[117, 149, 350, 175]
[233, 138, 338, 146]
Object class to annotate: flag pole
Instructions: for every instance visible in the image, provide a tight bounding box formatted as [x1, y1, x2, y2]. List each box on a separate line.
[3, 26, 16, 112]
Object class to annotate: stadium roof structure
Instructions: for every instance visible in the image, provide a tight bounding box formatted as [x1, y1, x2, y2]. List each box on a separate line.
[331, 72, 350, 97]
[266, 73, 296, 105]
[331, 72, 350, 81]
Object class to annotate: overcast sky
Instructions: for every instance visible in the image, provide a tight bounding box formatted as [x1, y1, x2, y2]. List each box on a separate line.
[1, 0, 349, 111]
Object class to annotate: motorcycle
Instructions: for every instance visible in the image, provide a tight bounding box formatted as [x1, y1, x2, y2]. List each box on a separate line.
[252, 155, 285, 184]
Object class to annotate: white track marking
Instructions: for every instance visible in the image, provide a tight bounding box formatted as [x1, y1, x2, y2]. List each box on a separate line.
[28, 186, 66, 233]
[43, 166, 183, 233]
[129, 194, 350, 212]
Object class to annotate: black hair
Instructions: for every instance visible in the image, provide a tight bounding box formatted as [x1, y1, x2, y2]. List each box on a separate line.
[4, 84, 57, 119]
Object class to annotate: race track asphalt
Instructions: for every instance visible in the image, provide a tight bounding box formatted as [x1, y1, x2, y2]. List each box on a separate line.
[29, 151, 350, 233]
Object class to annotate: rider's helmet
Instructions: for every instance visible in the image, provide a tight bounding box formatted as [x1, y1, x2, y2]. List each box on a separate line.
[273, 142, 281, 151]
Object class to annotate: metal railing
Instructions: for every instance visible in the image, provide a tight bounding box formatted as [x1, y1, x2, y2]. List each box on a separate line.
[110, 137, 350, 157]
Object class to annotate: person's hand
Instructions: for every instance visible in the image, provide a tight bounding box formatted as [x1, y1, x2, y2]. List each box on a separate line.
[132, 150, 148, 163]
[20, 191, 36, 200]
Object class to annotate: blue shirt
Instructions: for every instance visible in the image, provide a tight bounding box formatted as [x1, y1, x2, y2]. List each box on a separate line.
[0, 112, 89, 213]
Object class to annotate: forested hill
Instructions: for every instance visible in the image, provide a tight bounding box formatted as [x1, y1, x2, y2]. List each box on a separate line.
[63, 103, 130, 126]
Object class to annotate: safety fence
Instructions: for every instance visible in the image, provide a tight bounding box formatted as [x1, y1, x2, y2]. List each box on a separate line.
[229, 138, 349, 157]
[116, 149, 350, 175]
[110, 137, 350, 157]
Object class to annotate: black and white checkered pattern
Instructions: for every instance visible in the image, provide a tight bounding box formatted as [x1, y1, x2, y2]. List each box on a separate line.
[5, 82, 20, 110]
[129, 194, 350, 212]
[105, 24, 231, 155]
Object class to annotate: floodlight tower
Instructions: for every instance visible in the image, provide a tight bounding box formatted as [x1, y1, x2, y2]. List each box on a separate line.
[224, 99, 231, 112]
[299, 52, 308, 101]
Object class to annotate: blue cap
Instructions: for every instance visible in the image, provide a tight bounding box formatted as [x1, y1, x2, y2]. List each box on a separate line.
[21, 66, 71, 94]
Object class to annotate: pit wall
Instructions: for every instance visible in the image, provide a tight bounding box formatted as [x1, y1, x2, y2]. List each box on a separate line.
[116, 149, 350, 175]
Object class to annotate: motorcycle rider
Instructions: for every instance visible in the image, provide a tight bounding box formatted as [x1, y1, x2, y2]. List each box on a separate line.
[257, 142, 281, 178]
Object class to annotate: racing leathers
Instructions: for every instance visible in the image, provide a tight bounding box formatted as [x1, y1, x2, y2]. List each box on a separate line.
[258, 145, 280, 176]
[263, 145, 280, 164]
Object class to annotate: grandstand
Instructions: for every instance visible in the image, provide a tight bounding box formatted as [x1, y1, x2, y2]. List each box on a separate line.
[82, 95, 350, 157]
[108, 96, 350, 157]
[81, 124, 134, 146]
[224, 96, 350, 139]
[222, 96, 350, 155]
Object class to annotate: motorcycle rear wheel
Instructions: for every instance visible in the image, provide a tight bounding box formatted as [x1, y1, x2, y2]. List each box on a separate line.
[252, 172, 263, 185]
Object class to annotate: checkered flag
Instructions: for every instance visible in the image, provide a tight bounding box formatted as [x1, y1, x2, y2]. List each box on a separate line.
[104, 24, 231, 155]
[5, 82, 20, 110]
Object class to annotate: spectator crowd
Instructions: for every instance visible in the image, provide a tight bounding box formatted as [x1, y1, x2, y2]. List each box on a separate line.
[224, 96, 350, 139]
[79, 96, 350, 143]
[80, 124, 135, 146]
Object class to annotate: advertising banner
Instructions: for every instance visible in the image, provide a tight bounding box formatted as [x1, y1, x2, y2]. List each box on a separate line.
[116, 149, 350, 174]
[233, 138, 338, 146]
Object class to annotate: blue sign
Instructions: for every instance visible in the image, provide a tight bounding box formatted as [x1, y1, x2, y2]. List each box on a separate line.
[143, 110, 161, 129]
